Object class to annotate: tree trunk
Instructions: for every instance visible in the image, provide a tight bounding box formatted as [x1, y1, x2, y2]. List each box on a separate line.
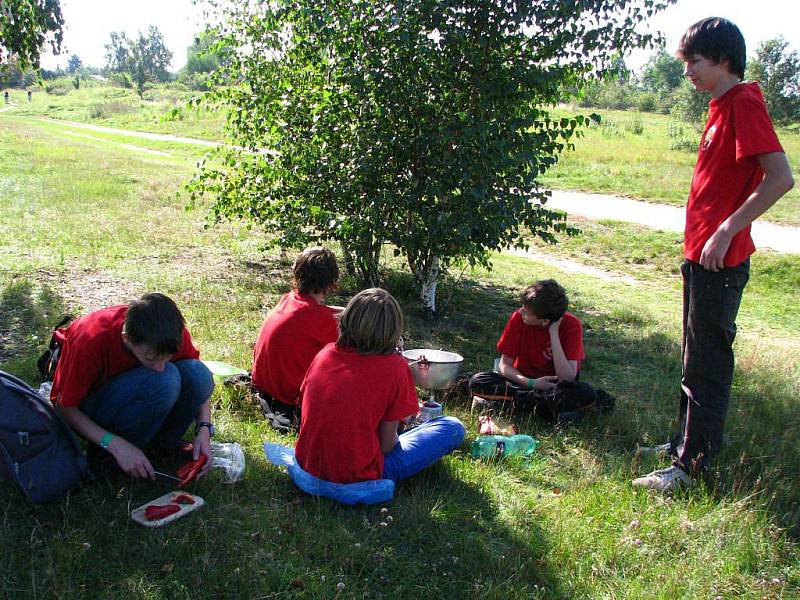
[409, 254, 440, 319]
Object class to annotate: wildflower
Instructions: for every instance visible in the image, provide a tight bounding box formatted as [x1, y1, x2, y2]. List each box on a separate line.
[337, 582, 345, 592]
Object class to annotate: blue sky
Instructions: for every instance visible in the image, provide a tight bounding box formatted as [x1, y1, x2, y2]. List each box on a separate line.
[41, 0, 800, 73]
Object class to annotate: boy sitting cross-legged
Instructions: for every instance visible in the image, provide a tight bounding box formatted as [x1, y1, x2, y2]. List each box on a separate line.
[470, 279, 612, 421]
[295, 288, 465, 484]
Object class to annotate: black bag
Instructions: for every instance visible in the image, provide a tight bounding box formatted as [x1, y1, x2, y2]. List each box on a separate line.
[0, 370, 89, 503]
[515, 380, 615, 422]
[36, 315, 74, 382]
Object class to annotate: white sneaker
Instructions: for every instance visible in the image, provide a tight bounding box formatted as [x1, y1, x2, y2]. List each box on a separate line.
[632, 466, 691, 492]
[636, 442, 672, 457]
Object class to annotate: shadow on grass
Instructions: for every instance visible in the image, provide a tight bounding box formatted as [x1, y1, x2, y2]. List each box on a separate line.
[0, 275, 66, 382]
[0, 437, 564, 599]
[386, 267, 800, 539]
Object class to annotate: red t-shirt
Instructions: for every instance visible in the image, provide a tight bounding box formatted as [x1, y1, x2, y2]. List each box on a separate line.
[295, 344, 419, 483]
[496, 310, 584, 378]
[685, 82, 783, 267]
[50, 305, 200, 408]
[252, 291, 339, 405]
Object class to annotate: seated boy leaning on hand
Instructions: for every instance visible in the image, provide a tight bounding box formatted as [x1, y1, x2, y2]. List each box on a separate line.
[470, 279, 606, 419]
[51, 293, 215, 480]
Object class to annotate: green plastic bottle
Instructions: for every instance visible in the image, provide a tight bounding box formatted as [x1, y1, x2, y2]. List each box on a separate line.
[470, 434, 538, 458]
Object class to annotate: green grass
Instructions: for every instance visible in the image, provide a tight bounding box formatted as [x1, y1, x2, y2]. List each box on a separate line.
[2, 80, 225, 141]
[542, 107, 800, 226]
[4, 83, 798, 224]
[2, 114, 800, 598]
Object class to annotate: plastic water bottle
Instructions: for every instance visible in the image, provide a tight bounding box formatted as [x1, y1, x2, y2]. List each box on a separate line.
[470, 434, 538, 458]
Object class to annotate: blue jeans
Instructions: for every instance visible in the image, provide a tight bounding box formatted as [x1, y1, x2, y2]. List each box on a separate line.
[81, 359, 214, 449]
[671, 259, 749, 474]
[382, 416, 465, 482]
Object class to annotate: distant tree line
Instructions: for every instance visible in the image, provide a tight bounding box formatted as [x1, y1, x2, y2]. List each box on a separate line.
[576, 39, 800, 126]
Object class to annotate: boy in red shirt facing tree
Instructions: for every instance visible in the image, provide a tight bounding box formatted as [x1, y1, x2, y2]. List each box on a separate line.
[252, 247, 341, 431]
[295, 288, 464, 484]
[51, 293, 215, 480]
[633, 17, 794, 492]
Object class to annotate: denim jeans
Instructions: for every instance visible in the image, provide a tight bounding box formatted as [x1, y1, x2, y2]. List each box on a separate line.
[671, 258, 749, 474]
[382, 416, 465, 482]
[81, 359, 214, 449]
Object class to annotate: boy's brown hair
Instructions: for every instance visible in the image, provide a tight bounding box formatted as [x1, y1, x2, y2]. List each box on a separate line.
[520, 279, 568, 322]
[337, 288, 403, 355]
[124, 293, 185, 354]
[293, 247, 340, 295]
[677, 17, 746, 79]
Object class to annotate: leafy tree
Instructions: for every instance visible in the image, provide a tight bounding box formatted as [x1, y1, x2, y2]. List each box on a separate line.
[669, 79, 708, 123]
[66, 53, 81, 73]
[138, 25, 172, 83]
[184, 31, 222, 76]
[641, 48, 684, 96]
[103, 26, 173, 93]
[104, 31, 131, 73]
[0, 0, 64, 70]
[746, 37, 800, 126]
[189, 0, 674, 316]
[179, 30, 224, 90]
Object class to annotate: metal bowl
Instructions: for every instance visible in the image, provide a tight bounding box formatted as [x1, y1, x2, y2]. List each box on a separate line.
[403, 349, 464, 389]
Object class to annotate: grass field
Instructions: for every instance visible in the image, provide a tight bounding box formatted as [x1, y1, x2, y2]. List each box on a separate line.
[542, 107, 800, 226]
[3, 81, 798, 225]
[1, 103, 799, 599]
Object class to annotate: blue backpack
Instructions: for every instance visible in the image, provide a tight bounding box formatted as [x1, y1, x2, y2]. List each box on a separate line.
[0, 370, 90, 503]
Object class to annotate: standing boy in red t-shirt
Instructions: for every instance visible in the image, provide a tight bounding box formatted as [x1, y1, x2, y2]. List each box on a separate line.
[51, 293, 215, 480]
[295, 288, 465, 484]
[252, 247, 341, 431]
[633, 18, 794, 492]
[469, 279, 610, 421]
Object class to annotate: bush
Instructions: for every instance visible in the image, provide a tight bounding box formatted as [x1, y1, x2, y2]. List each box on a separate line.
[109, 72, 132, 89]
[667, 120, 700, 152]
[624, 114, 645, 135]
[87, 100, 135, 119]
[44, 82, 69, 95]
[636, 92, 658, 113]
[600, 118, 623, 138]
[669, 81, 708, 123]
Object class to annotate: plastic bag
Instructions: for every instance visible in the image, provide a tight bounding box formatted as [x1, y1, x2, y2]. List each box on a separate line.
[263, 442, 394, 505]
[210, 441, 245, 483]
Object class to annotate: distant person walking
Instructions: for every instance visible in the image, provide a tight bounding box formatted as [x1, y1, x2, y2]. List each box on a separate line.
[27, 90, 32, 102]
[633, 17, 794, 492]
[3, 90, 8, 104]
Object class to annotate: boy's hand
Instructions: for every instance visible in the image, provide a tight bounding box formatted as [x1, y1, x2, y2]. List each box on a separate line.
[700, 228, 732, 272]
[192, 429, 213, 478]
[109, 437, 155, 479]
[548, 318, 562, 334]
[533, 376, 558, 391]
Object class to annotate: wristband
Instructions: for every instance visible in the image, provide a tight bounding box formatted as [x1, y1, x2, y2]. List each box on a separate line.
[99, 432, 114, 450]
[527, 378, 535, 390]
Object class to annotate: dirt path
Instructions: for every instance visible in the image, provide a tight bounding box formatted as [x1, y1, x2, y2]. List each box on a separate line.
[36, 117, 221, 147]
[547, 190, 800, 254]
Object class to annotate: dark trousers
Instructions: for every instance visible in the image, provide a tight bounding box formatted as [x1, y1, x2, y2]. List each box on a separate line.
[671, 258, 749, 475]
[469, 371, 605, 421]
